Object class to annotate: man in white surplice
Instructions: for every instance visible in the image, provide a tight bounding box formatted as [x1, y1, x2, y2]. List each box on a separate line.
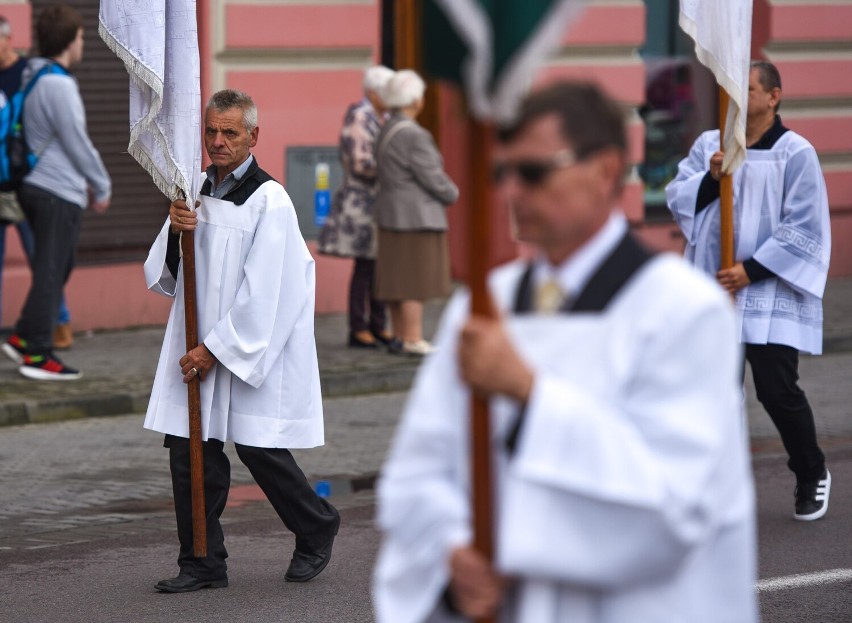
[144, 90, 339, 593]
[667, 61, 831, 522]
[373, 82, 758, 622]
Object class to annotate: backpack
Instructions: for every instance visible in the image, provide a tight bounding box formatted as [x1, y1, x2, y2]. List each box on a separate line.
[0, 62, 67, 191]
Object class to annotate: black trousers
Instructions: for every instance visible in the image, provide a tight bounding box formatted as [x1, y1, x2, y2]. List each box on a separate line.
[166, 434, 339, 579]
[15, 185, 81, 353]
[349, 258, 386, 334]
[745, 344, 825, 483]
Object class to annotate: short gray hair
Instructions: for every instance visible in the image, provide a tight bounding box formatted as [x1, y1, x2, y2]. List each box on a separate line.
[381, 69, 426, 109]
[206, 89, 258, 131]
[0, 16, 11, 38]
[363, 65, 394, 96]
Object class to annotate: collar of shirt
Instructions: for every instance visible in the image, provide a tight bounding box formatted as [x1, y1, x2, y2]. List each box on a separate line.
[532, 211, 629, 300]
[749, 115, 789, 151]
[205, 153, 254, 199]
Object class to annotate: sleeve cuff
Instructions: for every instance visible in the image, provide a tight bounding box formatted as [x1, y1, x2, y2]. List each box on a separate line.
[695, 172, 721, 214]
[743, 258, 776, 283]
[166, 230, 181, 280]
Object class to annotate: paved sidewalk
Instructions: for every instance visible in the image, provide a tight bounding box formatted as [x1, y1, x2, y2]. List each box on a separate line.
[1, 277, 851, 428]
[0, 299, 446, 427]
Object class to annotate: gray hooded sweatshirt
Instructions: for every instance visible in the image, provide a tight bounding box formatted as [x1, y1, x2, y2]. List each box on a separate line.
[21, 57, 111, 208]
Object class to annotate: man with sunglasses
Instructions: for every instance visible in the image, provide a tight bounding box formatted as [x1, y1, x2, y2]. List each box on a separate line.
[374, 82, 757, 623]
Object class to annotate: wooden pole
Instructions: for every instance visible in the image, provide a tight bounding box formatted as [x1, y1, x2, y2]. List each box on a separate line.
[467, 117, 496, 623]
[180, 0, 208, 559]
[394, 0, 441, 142]
[180, 229, 207, 557]
[396, 4, 489, 616]
[718, 87, 735, 269]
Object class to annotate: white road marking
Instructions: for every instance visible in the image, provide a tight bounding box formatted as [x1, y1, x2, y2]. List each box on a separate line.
[758, 569, 852, 593]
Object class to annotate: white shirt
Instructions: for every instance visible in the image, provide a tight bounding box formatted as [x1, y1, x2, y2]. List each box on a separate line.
[532, 211, 628, 301]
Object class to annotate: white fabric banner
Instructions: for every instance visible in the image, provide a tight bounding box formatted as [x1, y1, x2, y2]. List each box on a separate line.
[99, 0, 202, 201]
[679, 0, 753, 174]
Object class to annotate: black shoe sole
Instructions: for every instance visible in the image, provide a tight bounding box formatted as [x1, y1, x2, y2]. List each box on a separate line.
[348, 336, 379, 349]
[155, 578, 228, 593]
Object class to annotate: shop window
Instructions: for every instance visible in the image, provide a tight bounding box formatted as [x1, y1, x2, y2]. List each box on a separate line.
[639, 0, 716, 218]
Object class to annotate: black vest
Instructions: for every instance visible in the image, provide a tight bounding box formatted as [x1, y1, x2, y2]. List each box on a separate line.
[165, 159, 276, 280]
[505, 232, 654, 454]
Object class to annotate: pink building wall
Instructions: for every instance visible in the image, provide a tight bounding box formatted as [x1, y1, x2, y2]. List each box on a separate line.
[755, 1, 852, 277]
[2, 0, 851, 332]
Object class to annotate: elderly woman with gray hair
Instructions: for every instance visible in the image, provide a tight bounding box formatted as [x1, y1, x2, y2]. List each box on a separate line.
[373, 70, 458, 356]
[319, 65, 396, 349]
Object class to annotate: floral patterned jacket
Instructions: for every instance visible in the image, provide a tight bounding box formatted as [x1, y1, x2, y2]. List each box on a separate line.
[318, 99, 383, 259]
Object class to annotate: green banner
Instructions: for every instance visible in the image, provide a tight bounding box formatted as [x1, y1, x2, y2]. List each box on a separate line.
[423, 0, 585, 120]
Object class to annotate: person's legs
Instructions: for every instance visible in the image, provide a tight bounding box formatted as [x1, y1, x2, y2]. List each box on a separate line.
[57, 299, 70, 326]
[16, 218, 71, 345]
[388, 301, 402, 339]
[235, 443, 339, 547]
[364, 258, 388, 337]
[15, 187, 80, 353]
[164, 435, 230, 581]
[349, 258, 371, 335]
[235, 443, 339, 582]
[745, 344, 825, 483]
[398, 300, 423, 343]
[15, 218, 35, 265]
[348, 258, 378, 346]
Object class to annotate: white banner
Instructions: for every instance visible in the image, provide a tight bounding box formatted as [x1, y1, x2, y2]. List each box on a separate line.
[679, 0, 753, 174]
[99, 0, 202, 201]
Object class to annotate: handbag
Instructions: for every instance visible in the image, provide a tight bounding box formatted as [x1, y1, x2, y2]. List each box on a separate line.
[0, 190, 25, 224]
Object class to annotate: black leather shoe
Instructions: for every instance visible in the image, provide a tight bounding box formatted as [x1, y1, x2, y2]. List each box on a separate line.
[285, 514, 341, 583]
[155, 572, 228, 593]
[386, 338, 405, 355]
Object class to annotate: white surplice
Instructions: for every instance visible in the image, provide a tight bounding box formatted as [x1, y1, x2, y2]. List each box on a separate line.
[143, 181, 324, 449]
[373, 254, 758, 623]
[666, 129, 831, 354]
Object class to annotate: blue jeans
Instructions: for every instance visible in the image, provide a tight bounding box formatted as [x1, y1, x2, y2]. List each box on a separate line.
[1, 219, 70, 329]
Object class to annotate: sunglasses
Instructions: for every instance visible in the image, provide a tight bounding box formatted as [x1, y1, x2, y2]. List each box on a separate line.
[492, 149, 577, 186]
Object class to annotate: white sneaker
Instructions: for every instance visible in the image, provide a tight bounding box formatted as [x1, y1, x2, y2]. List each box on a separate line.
[401, 339, 436, 356]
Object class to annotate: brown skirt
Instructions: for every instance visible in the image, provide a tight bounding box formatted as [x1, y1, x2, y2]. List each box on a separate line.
[375, 228, 451, 302]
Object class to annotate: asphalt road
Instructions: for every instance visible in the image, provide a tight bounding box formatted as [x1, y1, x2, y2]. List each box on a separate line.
[2, 389, 851, 622]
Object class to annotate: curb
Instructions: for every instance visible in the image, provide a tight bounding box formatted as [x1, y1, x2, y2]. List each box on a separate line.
[0, 365, 420, 428]
[1, 337, 850, 429]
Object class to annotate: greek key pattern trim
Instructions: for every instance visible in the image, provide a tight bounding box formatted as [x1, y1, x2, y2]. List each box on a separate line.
[776, 225, 828, 269]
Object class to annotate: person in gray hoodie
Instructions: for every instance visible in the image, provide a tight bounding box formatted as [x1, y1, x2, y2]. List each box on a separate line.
[1, 4, 111, 380]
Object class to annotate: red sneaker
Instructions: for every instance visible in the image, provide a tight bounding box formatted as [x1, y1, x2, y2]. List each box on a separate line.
[2, 334, 28, 365]
[19, 352, 83, 381]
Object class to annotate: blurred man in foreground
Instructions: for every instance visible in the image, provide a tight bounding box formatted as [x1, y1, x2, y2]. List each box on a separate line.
[373, 82, 758, 623]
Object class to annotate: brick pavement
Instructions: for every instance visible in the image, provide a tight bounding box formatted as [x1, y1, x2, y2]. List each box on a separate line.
[0, 392, 404, 552]
[1, 278, 851, 553]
